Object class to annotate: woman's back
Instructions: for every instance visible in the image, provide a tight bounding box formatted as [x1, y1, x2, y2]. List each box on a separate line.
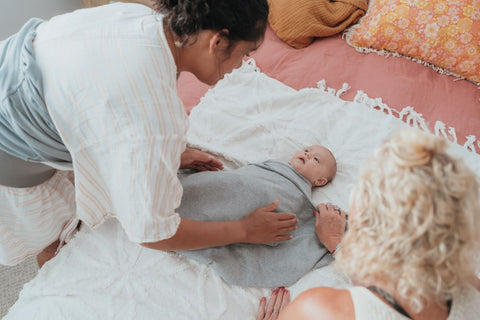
[348, 286, 480, 320]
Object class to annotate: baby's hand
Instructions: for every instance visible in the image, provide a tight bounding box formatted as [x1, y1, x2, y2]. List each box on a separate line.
[314, 203, 346, 253]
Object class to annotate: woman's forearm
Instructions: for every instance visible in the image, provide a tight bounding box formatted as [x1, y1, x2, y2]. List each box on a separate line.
[141, 218, 246, 251]
[142, 201, 298, 251]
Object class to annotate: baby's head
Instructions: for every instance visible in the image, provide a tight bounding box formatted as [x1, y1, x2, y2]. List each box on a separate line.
[290, 145, 337, 187]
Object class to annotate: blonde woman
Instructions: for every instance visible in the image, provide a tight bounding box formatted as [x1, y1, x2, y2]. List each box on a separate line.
[258, 129, 480, 320]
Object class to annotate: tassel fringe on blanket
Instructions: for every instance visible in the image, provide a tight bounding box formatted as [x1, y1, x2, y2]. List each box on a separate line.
[315, 77, 480, 155]
[212, 58, 480, 155]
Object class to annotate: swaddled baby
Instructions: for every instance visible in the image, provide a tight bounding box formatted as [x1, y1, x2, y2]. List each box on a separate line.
[176, 145, 337, 287]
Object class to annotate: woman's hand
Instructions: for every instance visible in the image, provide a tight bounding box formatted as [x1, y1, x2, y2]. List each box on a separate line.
[257, 287, 290, 320]
[180, 148, 224, 171]
[241, 201, 297, 244]
[474, 276, 480, 292]
[314, 203, 346, 253]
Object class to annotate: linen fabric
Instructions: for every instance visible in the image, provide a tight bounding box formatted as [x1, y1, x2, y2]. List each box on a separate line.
[177, 160, 332, 287]
[0, 18, 71, 167]
[0, 171, 77, 266]
[33, 3, 188, 243]
[347, 286, 480, 319]
[346, 0, 480, 84]
[268, 0, 368, 48]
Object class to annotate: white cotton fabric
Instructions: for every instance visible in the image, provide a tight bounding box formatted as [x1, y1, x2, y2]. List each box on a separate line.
[5, 61, 479, 319]
[347, 286, 480, 320]
[33, 3, 188, 243]
[5, 219, 351, 320]
[187, 61, 480, 209]
[0, 171, 77, 266]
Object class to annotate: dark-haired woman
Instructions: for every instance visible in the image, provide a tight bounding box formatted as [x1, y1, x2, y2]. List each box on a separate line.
[0, 1, 297, 267]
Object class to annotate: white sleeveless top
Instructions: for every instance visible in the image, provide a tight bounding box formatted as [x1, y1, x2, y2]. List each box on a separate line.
[347, 286, 480, 320]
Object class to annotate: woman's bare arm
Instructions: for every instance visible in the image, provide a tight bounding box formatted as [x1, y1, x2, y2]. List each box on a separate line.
[142, 201, 297, 251]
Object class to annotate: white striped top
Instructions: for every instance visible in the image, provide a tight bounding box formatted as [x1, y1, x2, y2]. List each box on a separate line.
[33, 3, 188, 243]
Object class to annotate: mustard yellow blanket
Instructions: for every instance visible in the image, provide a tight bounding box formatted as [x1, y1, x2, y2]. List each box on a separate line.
[268, 0, 368, 48]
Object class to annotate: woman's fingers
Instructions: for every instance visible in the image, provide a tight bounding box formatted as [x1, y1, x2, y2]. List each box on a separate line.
[192, 164, 209, 171]
[262, 200, 279, 212]
[317, 203, 327, 211]
[207, 157, 224, 169]
[257, 288, 290, 319]
[190, 160, 223, 171]
[278, 225, 297, 233]
[314, 210, 322, 231]
[275, 216, 297, 237]
[243, 204, 297, 244]
[276, 218, 298, 227]
[256, 297, 267, 320]
[318, 202, 345, 216]
[273, 288, 285, 315]
[180, 148, 224, 171]
[281, 288, 290, 310]
[274, 234, 293, 241]
[265, 289, 277, 317]
[203, 160, 223, 170]
[275, 212, 297, 221]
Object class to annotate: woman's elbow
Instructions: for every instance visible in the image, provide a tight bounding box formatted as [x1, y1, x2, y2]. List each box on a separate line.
[141, 237, 176, 251]
[140, 220, 186, 251]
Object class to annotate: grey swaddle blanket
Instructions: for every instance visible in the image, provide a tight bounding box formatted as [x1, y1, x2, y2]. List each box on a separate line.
[177, 160, 333, 287]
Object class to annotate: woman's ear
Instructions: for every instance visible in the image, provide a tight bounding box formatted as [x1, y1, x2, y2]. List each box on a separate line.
[208, 33, 221, 54]
[208, 28, 229, 54]
[314, 177, 328, 187]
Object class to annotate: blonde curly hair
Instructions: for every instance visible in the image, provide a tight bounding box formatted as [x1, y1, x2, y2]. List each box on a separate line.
[337, 129, 480, 312]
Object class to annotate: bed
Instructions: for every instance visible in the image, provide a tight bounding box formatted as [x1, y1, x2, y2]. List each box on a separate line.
[5, 1, 480, 319]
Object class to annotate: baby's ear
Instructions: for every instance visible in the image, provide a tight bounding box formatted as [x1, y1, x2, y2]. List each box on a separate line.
[314, 177, 328, 187]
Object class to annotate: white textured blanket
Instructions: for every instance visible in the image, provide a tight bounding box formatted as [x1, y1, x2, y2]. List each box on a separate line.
[6, 61, 479, 320]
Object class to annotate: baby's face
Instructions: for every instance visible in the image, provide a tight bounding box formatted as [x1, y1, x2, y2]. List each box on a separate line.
[290, 145, 336, 187]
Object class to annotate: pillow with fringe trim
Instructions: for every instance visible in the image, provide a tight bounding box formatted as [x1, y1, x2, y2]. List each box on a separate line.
[345, 0, 480, 84]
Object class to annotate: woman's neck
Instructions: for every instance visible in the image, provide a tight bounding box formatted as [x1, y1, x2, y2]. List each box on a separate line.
[363, 280, 450, 320]
[163, 23, 183, 75]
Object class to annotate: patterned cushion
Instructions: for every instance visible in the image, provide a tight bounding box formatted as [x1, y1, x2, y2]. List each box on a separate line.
[346, 0, 480, 84]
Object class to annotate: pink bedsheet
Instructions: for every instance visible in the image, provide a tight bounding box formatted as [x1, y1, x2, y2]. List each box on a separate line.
[177, 26, 479, 146]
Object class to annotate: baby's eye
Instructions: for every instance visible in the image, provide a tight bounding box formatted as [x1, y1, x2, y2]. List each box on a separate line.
[304, 149, 309, 153]
[314, 157, 319, 162]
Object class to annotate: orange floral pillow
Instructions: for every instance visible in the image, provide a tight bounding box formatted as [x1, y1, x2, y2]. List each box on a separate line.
[346, 0, 480, 84]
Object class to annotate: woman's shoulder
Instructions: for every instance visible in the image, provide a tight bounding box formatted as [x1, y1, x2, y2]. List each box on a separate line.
[450, 285, 480, 318]
[36, 3, 156, 43]
[280, 287, 354, 320]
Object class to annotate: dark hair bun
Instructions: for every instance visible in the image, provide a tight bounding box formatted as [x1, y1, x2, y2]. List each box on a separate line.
[157, 0, 210, 40]
[155, 0, 268, 45]
[157, 0, 177, 9]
